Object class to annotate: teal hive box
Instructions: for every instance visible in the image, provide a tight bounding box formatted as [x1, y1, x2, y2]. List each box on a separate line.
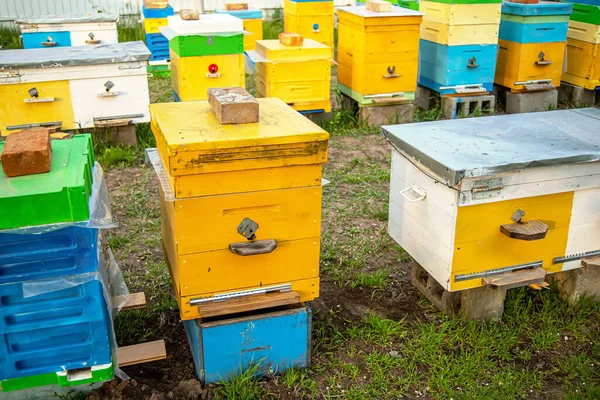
[0, 134, 95, 230]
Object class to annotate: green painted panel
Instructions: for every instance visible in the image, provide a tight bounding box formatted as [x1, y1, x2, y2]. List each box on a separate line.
[1, 364, 114, 392]
[169, 34, 244, 57]
[570, 3, 600, 25]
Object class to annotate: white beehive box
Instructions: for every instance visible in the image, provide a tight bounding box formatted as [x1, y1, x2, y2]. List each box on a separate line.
[166, 13, 244, 35]
[17, 14, 119, 49]
[383, 108, 600, 292]
[0, 42, 151, 135]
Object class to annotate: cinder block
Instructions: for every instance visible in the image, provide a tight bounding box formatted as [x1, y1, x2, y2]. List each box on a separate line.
[549, 266, 600, 304]
[208, 87, 259, 124]
[358, 103, 413, 128]
[558, 82, 596, 107]
[505, 90, 558, 114]
[1, 128, 52, 177]
[416, 85, 434, 110]
[412, 264, 507, 321]
[442, 95, 495, 119]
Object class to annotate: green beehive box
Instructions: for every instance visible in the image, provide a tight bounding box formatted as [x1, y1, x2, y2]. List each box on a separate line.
[570, 3, 600, 25]
[0, 134, 95, 231]
[169, 34, 245, 57]
[0, 364, 113, 392]
[395, 0, 419, 11]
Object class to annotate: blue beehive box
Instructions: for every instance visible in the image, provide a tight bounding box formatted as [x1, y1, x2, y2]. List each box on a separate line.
[146, 33, 170, 61]
[0, 227, 99, 284]
[184, 304, 312, 384]
[418, 40, 498, 95]
[499, 1, 572, 44]
[215, 9, 263, 19]
[22, 31, 72, 49]
[142, 4, 175, 18]
[0, 277, 112, 380]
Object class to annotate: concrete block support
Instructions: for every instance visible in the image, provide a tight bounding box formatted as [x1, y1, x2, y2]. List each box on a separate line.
[505, 90, 558, 114]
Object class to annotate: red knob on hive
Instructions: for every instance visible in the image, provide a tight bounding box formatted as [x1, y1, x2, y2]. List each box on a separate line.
[209, 64, 218, 74]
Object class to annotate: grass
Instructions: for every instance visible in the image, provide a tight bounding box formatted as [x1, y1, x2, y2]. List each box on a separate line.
[117, 16, 145, 43]
[263, 8, 284, 40]
[0, 25, 21, 49]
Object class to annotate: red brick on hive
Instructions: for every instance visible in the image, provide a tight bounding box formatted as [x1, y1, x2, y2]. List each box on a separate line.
[1, 129, 52, 177]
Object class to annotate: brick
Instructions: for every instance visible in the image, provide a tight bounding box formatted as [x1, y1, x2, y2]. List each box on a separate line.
[180, 9, 200, 20]
[225, 2, 249, 10]
[505, 90, 557, 114]
[1, 129, 52, 177]
[208, 87, 259, 124]
[279, 32, 303, 47]
[366, 0, 392, 12]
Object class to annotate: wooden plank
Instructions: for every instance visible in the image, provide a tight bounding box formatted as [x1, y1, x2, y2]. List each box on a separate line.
[483, 268, 547, 289]
[225, 2, 249, 10]
[118, 340, 166, 367]
[528, 283, 542, 290]
[208, 87, 259, 125]
[371, 97, 411, 105]
[94, 118, 132, 128]
[279, 32, 303, 47]
[180, 9, 200, 20]
[122, 292, 147, 311]
[582, 256, 600, 268]
[197, 291, 300, 318]
[366, 0, 392, 12]
[500, 220, 548, 241]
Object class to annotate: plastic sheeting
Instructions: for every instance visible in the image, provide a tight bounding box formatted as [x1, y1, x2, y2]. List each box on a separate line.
[0, 162, 118, 235]
[0, 41, 150, 70]
[16, 13, 119, 24]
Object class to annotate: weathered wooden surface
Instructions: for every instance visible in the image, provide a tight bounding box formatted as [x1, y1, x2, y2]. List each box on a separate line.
[197, 291, 300, 318]
[500, 220, 549, 240]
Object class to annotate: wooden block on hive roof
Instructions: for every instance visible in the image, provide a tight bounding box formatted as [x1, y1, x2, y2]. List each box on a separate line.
[1, 128, 52, 177]
[208, 87, 259, 124]
[144, 0, 169, 9]
[180, 9, 200, 20]
[279, 32, 303, 46]
[225, 2, 249, 10]
[507, 0, 539, 4]
[366, 0, 393, 12]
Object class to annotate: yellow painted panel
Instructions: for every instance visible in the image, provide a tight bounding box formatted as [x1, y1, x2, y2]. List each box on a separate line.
[168, 164, 323, 198]
[161, 184, 323, 255]
[338, 8, 422, 27]
[495, 40, 565, 91]
[419, 1, 501, 25]
[243, 18, 263, 50]
[144, 17, 168, 33]
[257, 59, 331, 82]
[338, 19, 421, 54]
[421, 20, 499, 45]
[562, 38, 600, 90]
[285, 0, 334, 15]
[176, 277, 320, 320]
[350, 50, 419, 95]
[449, 192, 574, 291]
[568, 20, 600, 44]
[338, 64, 354, 91]
[150, 97, 329, 176]
[0, 80, 75, 135]
[283, 12, 335, 49]
[257, 75, 330, 103]
[255, 38, 331, 62]
[170, 50, 245, 101]
[289, 99, 331, 112]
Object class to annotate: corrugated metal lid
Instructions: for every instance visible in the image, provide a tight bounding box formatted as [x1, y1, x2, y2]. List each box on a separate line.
[338, 5, 423, 17]
[382, 108, 600, 186]
[0, 41, 150, 70]
[215, 8, 263, 19]
[16, 13, 119, 24]
[501, 1, 573, 16]
[167, 14, 244, 35]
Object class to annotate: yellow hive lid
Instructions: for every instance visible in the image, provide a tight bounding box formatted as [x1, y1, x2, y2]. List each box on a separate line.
[255, 38, 331, 62]
[337, 5, 423, 26]
[150, 98, 329, 176]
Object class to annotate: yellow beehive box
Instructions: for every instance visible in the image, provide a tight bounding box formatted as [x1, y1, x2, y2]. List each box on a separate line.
[562, 38, 600, 90]
[285, 0, 334, 15]
[283, 12, 334, 50]
[337, 6, 423, 96]
[243, 18, 263, 50]
[421, 20, 499, 45]
[170, 50, 245, 101]
[143, 17, 168, 34]
[495, 39, 566, 92]
[568, 20, 600, 44]
[419, 1, 501, 25]
[255, 39, 332, 111]
[150, 98, 329, 320]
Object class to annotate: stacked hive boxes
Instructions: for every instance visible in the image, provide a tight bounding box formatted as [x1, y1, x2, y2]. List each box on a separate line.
[495, 1, 573, 93]
[0, 135, 116, 392]
[337, 6, 423, 101]
[418, 0, 501, 95]
[0, 42, 151, 136]
[150, 96, 329, 383]
[284, 0, 335, 51]
[562, 1, 600, 90]
[165, 14, 245, 102]
[255, 37, 332, 113]
[216, 7, 264, 51]
[142, 2, 174, 61]
[16, 14, 118, 49]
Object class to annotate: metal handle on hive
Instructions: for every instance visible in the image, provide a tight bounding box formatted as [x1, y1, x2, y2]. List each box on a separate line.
[535, 51, 552, 66]
[467, 57, 479, 69]
[399, 185, 427, 203]
[42, 36, 56, 47]
[229, 239, 278, 256]
[383, 66, 400, 79]
[86, 32, 101, 45]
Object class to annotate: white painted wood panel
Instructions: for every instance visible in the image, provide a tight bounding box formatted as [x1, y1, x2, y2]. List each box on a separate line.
[18, 22, 117, 33]
[70, 29, 119, 46]
[562, 188, 600, 271]
[70, 74, 150, 128]
[2, 63, 148, 85]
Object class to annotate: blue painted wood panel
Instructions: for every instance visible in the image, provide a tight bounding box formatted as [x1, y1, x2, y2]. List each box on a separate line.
[215, 9, 263, 19]
[501, 1, 573, 16]
[22, 31, 71, 49]
[418, 40, 497, 95]
[142, 4, 174, 18]
[563, 0, 600, 5]
[499, 20, 568, 43]
[184, 305, 311, 384]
